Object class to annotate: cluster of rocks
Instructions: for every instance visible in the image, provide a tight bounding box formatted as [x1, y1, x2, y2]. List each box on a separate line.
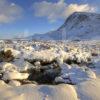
[0, 57, 61, 86]
[0, 40, 99, 87]
[0, 62, 30, 86]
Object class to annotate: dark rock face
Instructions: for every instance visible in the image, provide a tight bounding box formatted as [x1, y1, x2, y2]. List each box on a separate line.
[28, 67, 61, 84]
[77, 14, 89, 22]
[28, 61, 61, 84]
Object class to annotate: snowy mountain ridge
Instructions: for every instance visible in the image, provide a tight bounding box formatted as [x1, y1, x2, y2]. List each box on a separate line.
[30, 12, 100, 40]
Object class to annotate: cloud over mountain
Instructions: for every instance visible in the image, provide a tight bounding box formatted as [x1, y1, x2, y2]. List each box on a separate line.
[33, 0, 96, 22]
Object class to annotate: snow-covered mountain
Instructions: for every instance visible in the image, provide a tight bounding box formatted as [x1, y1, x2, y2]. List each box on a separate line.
[30, 12, 100, 40]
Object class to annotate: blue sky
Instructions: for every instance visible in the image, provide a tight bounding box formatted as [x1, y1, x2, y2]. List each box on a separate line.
[0, 0, 100, 39]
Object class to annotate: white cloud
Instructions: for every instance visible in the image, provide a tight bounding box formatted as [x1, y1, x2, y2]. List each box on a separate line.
[0, 0, 23, 23]
[33, 0, 97, 22]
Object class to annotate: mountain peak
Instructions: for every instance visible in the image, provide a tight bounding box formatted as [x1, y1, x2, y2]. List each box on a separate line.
[30, 12, 100, 40]
[59, 12, 91, 30]
[64, 12, 100, 23]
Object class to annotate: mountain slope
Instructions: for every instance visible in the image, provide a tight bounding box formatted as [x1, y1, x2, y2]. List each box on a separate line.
[31, 12, 100, 40]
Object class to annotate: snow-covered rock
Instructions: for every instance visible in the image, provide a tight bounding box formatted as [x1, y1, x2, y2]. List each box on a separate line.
[0, 63, 17, 72]
[0, 81, 78, 100]
[25, 49, 57, 63]
[76, 78, 100, 100]
[12, 58, 34, 72]
[4, 48, 21, 58]
[3, 71, 29, 80]
[8, 80, 21, 86]
[55, 65, 96, 84]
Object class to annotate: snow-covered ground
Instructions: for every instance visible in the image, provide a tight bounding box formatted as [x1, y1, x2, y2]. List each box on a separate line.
[0, 40, 100, 100]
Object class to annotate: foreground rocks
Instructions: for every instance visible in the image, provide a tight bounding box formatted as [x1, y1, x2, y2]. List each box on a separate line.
[0, 81, 78, 100]
[0, 78, 100, 100]
[0, 40, 100, 100]
[76, 78, 100, 100]
[0, 42, 99, 86]
[0, 55, 97, 86]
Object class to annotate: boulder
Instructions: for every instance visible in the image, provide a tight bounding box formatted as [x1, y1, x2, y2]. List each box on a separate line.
[3, 71, 29, 81]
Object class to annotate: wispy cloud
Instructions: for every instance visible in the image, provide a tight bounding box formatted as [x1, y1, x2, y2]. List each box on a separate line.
[33, 0, 97, 22]
[0, 0, 23, 23]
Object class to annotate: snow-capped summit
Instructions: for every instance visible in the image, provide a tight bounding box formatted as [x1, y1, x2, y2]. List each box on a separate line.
[31, 12, 100, 40]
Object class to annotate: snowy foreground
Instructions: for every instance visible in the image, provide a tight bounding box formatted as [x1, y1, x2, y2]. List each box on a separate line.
[0, 40, 100, 100]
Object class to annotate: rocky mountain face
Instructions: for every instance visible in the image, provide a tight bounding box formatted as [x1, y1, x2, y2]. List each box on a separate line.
[30, 12, 100, 40]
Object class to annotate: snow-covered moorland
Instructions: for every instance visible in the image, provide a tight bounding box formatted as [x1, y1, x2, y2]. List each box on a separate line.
[0, 39, 100, 100]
